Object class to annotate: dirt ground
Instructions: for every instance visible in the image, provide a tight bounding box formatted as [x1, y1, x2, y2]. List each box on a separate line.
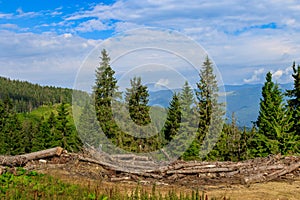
[34, 160, 300, 200]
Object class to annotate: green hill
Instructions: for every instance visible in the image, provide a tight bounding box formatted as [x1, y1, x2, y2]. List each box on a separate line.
[0, 76, 78, 112]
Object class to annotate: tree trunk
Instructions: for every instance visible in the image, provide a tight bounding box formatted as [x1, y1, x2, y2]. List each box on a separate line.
[0, 147, 63, 167]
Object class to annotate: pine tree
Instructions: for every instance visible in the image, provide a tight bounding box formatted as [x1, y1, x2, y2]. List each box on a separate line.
[94, 49, 119, 140]
[286, 62, 300, 135]
[125, 76, 151, 126]
[196, 56, 224, 159]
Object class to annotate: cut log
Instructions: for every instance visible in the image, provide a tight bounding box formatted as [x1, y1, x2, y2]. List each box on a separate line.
[0, 156, 28, 167]
[167, 167, 236, 175]
[111, 154, 150, 161]
[265, 161, 300, 181]
[0, 147, 63, 167]
[243, 161, 300, 184]
[23, 147, 63, 160]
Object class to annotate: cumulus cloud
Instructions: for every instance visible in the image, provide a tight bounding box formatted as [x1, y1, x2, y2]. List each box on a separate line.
[271, 66, 294, 83]
[0, 31, 100, 88]
[61, 0, 300, 84]
[2, 0, 300, 86]
[243, 68, 265, 83]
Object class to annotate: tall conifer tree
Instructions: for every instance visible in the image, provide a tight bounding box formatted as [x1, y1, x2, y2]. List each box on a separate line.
[254, 72, 294, 156]
[125, 76, 151, 126]
[196, 56, 224, 159]
[94, 49, 119, 140]
[286, 62, 300, 135]
[163, 93, 181, 142]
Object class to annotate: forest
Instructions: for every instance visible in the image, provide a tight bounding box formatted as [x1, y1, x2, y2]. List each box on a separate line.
[0, 49, 299, 161]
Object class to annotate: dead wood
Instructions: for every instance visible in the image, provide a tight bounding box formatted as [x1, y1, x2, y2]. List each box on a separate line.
[243, 161, 300, 184]
[1, 147, 300, 186]
[0, 147, 63, 167]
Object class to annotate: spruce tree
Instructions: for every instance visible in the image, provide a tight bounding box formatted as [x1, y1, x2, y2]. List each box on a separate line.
[94, 49, 119, 140]
[77, 101, 103, 148]
[255, 72, 293, 156]
[32, 118, 47, 152]
[286, 62, 300, 135]
[181, 81, 195, 118]
[0, 97, 23, 155]
[55, 103, 82, 152]
[163, 93, 181, 142]
[196, 56, 224, 159]
[125, 76, 151, 126]
[179, 81, 199, 160]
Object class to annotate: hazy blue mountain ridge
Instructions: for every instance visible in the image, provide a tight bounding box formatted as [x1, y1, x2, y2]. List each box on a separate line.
[148, 83, 293, 127]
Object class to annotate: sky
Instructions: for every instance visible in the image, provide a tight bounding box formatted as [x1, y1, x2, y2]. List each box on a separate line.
[1, 0, 300, 89]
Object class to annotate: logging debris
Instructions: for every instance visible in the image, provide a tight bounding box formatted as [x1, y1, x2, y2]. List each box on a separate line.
[0, 147, 299, 186]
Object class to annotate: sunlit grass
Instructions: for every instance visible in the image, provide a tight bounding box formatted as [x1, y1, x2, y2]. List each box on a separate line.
[0, 168, 228, 200]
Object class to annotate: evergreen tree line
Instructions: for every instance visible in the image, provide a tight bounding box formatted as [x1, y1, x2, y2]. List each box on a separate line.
[85, 49, 300, 161]
[0, 76, 87, 112]
[0, 99, 82, 155]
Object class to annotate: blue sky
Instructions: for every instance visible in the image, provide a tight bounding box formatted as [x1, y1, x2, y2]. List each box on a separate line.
[1, 0, 300, 88]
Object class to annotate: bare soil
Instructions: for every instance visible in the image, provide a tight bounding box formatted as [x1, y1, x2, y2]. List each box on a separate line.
[29, 155, 300, 200]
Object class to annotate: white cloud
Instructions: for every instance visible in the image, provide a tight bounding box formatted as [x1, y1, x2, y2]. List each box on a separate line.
[60, 0, 300, 84]
[155, 78, 169, 88]
[63, 33, 72, 38]
[0, 31, 100, 88]
[273, 70, 283, 79]
[271, 66, 294, 83]
[0, 23, 19, 29]
[0, 13, 13, 19]
[75, 19, 109, 32]
[3, 1, 300, 86]
[16, 8, 40, 18]
[243, 68, 265, 83]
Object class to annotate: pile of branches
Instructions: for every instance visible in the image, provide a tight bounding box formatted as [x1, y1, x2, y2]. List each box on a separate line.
[1, 147, 300, 185]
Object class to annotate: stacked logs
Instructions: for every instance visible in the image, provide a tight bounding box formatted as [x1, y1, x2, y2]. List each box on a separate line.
[78, 149, 300, 184]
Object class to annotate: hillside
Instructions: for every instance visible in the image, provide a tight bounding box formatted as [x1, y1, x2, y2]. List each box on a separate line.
[0, 76, 78, 112]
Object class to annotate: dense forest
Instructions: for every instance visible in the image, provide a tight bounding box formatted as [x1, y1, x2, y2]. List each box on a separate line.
[0, 50, 299, 161]
[0, 77, 75, 112]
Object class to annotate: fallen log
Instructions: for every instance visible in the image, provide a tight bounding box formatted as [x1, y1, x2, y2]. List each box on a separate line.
[111, 154, 150, 161]
[243, 161, 300, 184]
[0, 147, 63, 167]
[167, 167, 236, 175]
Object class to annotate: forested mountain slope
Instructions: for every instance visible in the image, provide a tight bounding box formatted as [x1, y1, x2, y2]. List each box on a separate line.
[0, 76, 79, 112]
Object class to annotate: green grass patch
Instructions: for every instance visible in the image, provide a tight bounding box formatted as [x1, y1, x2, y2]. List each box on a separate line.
[0, 168, 228, 200]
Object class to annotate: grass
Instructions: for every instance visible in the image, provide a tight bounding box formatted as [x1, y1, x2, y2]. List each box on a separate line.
[0, 168, 227, 200]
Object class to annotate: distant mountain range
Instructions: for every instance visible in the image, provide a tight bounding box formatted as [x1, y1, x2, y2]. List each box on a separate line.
[148, 83, 293, 127]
